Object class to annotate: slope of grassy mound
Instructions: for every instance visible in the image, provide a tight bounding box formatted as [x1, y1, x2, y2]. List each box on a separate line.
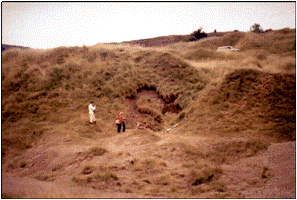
[182, 69, 295, 142]
[236, 28, 296, 56]
[1, 45, 209, 159]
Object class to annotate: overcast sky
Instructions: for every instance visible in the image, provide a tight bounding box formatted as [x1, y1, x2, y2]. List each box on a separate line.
[2, 2, 296, 49]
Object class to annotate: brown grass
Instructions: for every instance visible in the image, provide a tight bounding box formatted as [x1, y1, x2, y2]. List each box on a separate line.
[1, 28, 295, 198]
[209, 139, 269, 164]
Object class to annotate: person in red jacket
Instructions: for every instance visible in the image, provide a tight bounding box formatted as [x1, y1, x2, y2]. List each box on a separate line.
[115, 112, 125, 133]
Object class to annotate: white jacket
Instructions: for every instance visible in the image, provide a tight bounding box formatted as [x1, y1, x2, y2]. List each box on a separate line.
[89, 104, 96, 114]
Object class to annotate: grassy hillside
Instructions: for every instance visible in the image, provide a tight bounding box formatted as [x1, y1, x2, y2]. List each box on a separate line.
[2, 28, 295, 162]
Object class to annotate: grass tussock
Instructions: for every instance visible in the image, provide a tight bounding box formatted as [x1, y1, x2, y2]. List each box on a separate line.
[189, 168, 215, 186]
[88, 147, 108, 156]
[34, 170, 56, 182]
[132, 157, 167, 173]
[92, 171, 119, 181]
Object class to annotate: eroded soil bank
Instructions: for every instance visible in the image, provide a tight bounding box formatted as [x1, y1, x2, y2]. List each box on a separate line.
[126, 85, 181, 129]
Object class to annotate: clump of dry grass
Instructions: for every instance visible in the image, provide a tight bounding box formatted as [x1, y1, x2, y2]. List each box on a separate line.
[153, 173, 172, 186]
[181, 157, 223, 185]
[92, 171, 119, 181]
[34, 170, 56, 182]
[81, 164, 95, 175]
[135, 158, 165, 172]
[72, 167, 121, 192]
[259, 165, 274, 180]
[88, 147, 108, 156]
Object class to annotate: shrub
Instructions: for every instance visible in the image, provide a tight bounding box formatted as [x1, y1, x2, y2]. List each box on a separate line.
[191, 28, 208, 41]
[250, 23, 263, 33]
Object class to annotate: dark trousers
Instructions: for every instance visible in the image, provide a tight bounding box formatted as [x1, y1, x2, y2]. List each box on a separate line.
[117, 122, 125, 133]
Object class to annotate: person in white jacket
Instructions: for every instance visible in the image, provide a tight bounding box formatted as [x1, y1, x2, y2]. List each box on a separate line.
[89, 101, 96, 124]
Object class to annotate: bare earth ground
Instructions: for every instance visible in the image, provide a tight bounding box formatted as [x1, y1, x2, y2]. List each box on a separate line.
[2, 127, 295, 198]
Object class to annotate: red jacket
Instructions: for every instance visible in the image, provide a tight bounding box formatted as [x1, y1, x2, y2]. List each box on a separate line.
[115, 114, 124, 124]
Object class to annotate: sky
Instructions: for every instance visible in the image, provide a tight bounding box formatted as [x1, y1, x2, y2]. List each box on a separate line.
[2, 2, 296, 49]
